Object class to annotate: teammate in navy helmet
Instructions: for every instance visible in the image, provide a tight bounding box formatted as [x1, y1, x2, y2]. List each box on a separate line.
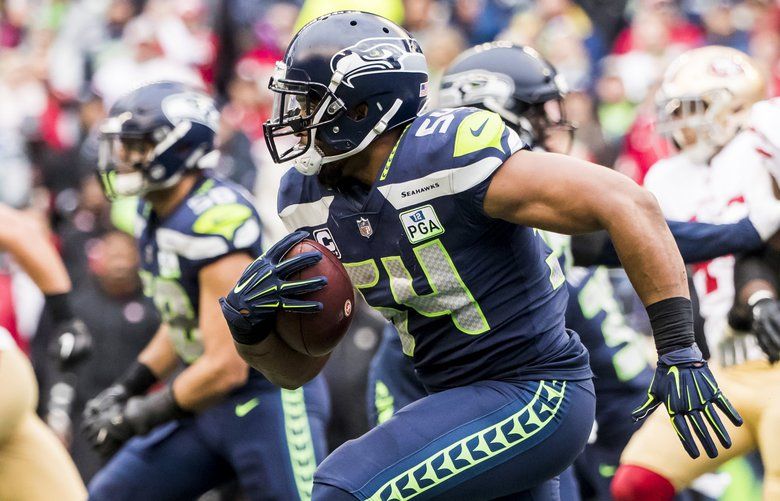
[84, 81, 330, 500]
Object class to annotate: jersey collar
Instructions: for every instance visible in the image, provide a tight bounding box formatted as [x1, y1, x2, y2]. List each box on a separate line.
[334, 124, 410, 219]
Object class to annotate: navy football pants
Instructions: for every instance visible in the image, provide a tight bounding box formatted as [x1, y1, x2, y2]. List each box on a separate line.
[320, 375, 595, 500]
[366, 326, 425, 426]
[88, 375, 330, 501]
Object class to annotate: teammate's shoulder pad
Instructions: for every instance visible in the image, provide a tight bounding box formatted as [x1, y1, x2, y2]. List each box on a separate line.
[190, 178, 258, 239]
[158, 177, 261, 260]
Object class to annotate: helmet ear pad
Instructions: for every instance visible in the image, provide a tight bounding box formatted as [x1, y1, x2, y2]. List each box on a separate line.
[315, 70, 427, 153]
[140, 121, 215, 187]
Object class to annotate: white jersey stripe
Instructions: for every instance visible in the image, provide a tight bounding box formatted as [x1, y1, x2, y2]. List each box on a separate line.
[156, 228, 228, 260]
[378, 156, 500, 210]
[379, 127, 523, 210]
[278, 196, 335, 232]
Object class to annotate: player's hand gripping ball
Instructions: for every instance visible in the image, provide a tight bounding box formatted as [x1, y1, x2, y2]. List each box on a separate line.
[220, 230, 354, 355]
[632, 345, 743, 459]
[275, 238, 354, 356]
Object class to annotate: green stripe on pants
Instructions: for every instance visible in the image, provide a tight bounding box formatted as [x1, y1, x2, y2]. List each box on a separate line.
[281, 388, 317, 501]
[366, 380, 567, 501]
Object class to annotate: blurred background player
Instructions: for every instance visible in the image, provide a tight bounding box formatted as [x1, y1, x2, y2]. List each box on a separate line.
[0, 203, 88, 501]
[612, 46, 780, 501]
[82, 81, 329, 500]
[223, 12, 740, 500]
[56, 229, 161, 482]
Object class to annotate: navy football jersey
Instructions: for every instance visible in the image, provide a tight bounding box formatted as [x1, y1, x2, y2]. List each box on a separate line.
[564, 267, 652, 393]
[137, 174, 263, 363]
[541, 231, 652, 393]
[278, 108, 591, 392]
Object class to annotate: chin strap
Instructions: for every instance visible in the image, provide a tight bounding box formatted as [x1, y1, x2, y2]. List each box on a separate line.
[293, 98, 404, 176]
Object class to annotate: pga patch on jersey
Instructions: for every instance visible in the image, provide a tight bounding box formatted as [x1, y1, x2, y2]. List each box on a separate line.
[400, 205, 444, 244]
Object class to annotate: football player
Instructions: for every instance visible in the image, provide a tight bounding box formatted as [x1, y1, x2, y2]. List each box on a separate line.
[612, 47, 780, 501]
[83, 81, 330, 500]
[222, 13, 740, 500]
[0, 204, 88, 501]
[367, 42, 780, 501]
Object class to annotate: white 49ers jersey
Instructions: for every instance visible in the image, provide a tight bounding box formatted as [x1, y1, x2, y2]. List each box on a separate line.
[644, 117, 774, 362]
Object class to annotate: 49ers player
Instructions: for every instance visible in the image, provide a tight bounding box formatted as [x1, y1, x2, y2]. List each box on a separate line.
[612, 46, 780, 501]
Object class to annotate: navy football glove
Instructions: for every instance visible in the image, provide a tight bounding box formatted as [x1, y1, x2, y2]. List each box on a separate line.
[83, 384, 130, 419]
[632, 346, 743, 459]
[49, 318, 92, 372]
[752, 298, 780, 363]
[81, 399, 133, 458]
[220, 230, 327, 345]
[82, 386, 188, 458]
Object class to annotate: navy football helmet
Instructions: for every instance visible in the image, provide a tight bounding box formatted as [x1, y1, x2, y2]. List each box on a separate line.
[264, 11, 429, 175]
[97, 81, 219, 199]
[439, 42, 574, 153]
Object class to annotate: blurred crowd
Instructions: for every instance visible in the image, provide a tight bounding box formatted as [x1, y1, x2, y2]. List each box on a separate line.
[1, 0, 780, 486]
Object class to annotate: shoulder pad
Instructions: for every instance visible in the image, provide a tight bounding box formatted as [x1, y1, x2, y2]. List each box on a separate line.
[376, 108, 524, 209]
[277, 167, 333, 231]
[748, 98, 780, 151]
[399, 108, 524, 176]
[451, 109, 508, 158]
[158, 177, 261, 260]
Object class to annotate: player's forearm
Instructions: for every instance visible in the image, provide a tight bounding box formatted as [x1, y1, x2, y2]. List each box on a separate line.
[575, 218, 763, 267]
[234, 333, 329, 390]
[484, 151, 689, 304]
[137, 324, 180, 380]
[602, 189, 689, 305]
[0, 206, 71, 294]
[171, 354, 248, 411]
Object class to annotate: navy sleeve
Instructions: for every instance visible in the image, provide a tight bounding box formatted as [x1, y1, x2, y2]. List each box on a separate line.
[577, 217, 763, 267]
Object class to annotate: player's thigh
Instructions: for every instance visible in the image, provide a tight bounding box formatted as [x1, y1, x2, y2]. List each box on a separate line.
[0, 413, 86, 501]
[216, 376, 331, 501]
[88, 420, 233, 501]
[314, 378, 595, 500]
[619, 367, 756, 490]
[753, 363, 780, 500]
[314, 474, 572, 501]
[0, 347, 37, 443]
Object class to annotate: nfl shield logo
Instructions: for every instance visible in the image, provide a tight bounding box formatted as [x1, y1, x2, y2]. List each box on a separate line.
[356, 217, 373, 238]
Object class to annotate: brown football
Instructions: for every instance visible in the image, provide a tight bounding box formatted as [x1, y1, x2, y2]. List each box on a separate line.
[275, 239, 354, 356]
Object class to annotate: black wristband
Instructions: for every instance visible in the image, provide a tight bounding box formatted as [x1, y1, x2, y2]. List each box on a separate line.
[118, 361, 158, 396]
[647, 296, 696, 355]
[125, 385, 190, 435]
[45, 293, 74, 324]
